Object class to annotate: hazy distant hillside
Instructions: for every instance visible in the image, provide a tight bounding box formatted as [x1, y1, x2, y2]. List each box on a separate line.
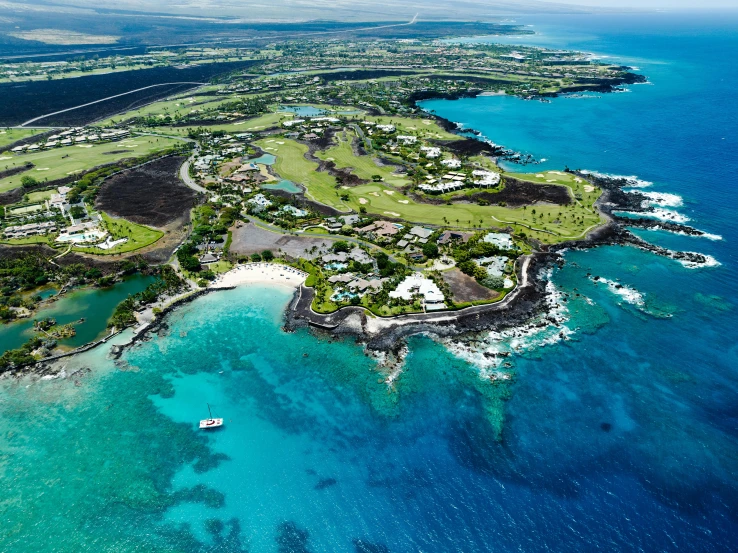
[0, 0, 606, 58]
[5, 0, 597, 21]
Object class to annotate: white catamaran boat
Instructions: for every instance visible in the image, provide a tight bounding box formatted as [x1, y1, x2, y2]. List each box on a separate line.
[199, 403, 223, 429]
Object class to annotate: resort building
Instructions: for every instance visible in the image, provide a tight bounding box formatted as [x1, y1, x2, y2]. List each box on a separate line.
[56, 221, 107, 244]
[472, 170, 501, 187]
[409, 226, 433, 240]
[478, 256, 508, 277]
[396, 135, 418, 145]
[356, 220, 401, 239]
[281, 205, 308, 217]
[389, 273, 445, 310]
[438, 230, 472, 245]
[248, 194, 273, 211]
[483, 232, 514, 250]
[3, 221, 57, 239]
[421, 146, 441, 158]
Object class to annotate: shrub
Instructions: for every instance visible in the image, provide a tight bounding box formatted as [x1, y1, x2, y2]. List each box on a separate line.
[332, 241, 350, 253]
[21, 176, 39, 189]
[457, 260, 477, 276]
[422, 242, 439, 259]
[479, 275, 505, 289]
[261, 250, 274, 261]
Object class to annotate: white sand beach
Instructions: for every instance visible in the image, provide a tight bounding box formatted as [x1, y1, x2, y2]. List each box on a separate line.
[211, 263, 308, 289]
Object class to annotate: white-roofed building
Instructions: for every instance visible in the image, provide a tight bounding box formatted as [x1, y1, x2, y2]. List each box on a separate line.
[483, 232, 514, 250]
[396, 135, 417, 145]
[389, 273, 445, 310]
[472, 170, 501, 187]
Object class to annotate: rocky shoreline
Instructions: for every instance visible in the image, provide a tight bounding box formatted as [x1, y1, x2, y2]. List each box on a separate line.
[281, 167, 716, 362]
[80, 167, 713, 376]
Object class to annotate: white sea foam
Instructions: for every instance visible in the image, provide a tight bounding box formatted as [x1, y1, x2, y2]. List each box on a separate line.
[639, 191, 683, 208]
[616, 208, 691, 224]
[442, 271, 572, 372]
[580, 170, 653, 188]
[677, 254, 721, 269]
[593, 277, 645, 307]
[635, 225, 723, 241]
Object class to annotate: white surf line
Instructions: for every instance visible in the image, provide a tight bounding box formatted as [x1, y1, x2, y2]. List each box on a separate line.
[19, 82, 207, 127]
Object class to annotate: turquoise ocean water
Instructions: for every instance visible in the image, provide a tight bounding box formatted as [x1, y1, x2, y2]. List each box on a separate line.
[2, 12, 738, 552]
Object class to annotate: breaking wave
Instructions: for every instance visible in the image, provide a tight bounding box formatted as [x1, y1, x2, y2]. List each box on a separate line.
[580, 170, 652, 187]
[591, 277, 645, 306]
[639, 191, 683, 208]
[441, 272, 572, 374]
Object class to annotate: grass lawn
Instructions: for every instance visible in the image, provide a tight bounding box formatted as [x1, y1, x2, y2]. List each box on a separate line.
[25, 189, 55, 202]
[255, 137, 349, 210]
[254, 139, 602, 243]
[8, 204, 44, 215]
[362, 115, 459, 141]
[315, 131, 409, 188]
[0, 235, 54, 246]
[0, 135, 182, 193]
[98, 94, 238, 126]
[207, 260, 233, 274]
[72, 212, 163, 255]
[343, 180, 603, 244]
[0, 128, 43, 149]
[506, 170, 602, 206]
[153, 112, 292, 137]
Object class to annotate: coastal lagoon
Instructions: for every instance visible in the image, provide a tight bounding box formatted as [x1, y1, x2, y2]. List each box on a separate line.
[0, 274, 154, 353]
[262, 179, 302, 194]
[2, 12, 738, 552]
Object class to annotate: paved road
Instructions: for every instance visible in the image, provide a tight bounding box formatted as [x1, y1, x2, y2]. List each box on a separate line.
[19, 82, 207, 127]
[179, 152, 208, 194]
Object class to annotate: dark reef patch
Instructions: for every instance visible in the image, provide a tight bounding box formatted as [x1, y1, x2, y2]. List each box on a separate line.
[276, 521, 312, 553]
[314, 477, 338, 490]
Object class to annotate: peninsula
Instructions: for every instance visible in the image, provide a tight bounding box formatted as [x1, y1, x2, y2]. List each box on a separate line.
[0, 35, 705, 373]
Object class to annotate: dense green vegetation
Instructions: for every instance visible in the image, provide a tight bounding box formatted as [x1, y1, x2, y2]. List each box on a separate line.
[109, 266, 185, 328]
[0, 336, 44, 372]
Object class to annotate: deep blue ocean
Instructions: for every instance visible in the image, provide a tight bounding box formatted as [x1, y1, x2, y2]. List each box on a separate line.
[2, 12, 738, 553]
